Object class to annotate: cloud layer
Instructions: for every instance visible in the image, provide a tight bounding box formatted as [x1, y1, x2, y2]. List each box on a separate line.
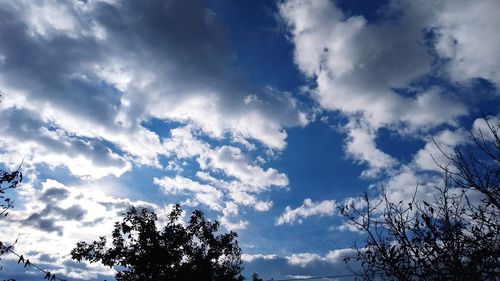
[0, 0, 307, 232]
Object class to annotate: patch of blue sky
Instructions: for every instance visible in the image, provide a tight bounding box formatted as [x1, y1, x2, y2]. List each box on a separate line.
[274, 115, 367, 203]
[206, 0, 305, 92]
[236, 116, 372, 255]
[333, 0, 391, 23]
[116, 164, 179, 205]
[375, 127, 425, 164]
[240, 208, 357, 255]
[459, 79, 499, 117]
[140, 118, 184, 140]
[32, 163, 83, 187]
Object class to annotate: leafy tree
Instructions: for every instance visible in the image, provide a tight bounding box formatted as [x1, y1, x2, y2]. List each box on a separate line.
[71, 205, 245, 281]
[340, 118, 500, 281]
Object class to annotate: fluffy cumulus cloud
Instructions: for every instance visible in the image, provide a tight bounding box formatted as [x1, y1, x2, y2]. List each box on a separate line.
[287, 252, 322, 267]
[0, 0, 305, 235]
[279, 0, 498, 177]
[272, 0, 499, 229]
[287, 248, 356, 268]
[412, 128, 467, 172]
[158, 125, 288, 229]
[154, 176, 224, 211]
[343, 120, 398, 178]
[0, 0, 306, 173]
[276, 198, 336, 225]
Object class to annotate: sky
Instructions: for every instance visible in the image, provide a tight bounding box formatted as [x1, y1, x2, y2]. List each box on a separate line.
[0, 0, 499, 280]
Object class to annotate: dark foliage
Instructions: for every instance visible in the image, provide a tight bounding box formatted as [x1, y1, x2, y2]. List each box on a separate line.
[340, 118, 500, 281]
[71, 205, 245, 281]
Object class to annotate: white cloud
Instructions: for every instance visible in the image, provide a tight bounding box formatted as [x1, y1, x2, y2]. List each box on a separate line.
[413, 129, 467, 172]
[276, 198, 336, 225]
[199, 146, 289, 191]
[241, 253, 278, 263]
[19, 0, 83, 38]
[280, 0, 460, 129]
[279, 0, 499, 177]
[324, 248, 356, 264]
[0, 0, 306, 184]
[0, 108, 131, 179]
[344, 121, 398, 178]
[0, 0, 302, 240]
[158, 126, 288, 218]
[426, 0, 500, 86]
[218, 216, 249, 231]
[287, 253, 322, 267]
[154, 176, 223, 211]
[472, 116, 499, 141]
[286, 248, 354, 267]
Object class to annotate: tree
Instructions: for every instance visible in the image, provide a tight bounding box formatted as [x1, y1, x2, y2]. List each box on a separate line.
[340, 118, 500, 281]
[71, 205, 245, 281]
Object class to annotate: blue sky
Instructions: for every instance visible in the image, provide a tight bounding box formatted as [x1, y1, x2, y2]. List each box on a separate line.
[0, 0, 499, 280]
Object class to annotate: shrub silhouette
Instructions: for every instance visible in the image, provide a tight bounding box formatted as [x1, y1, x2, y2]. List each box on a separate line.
[72, 205, 245, 281]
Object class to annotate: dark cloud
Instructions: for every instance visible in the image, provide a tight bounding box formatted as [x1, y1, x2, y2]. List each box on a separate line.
[25, 213, 63, 235]
[0, 0, 229, 124]
[38, 253, 58, 263]
[24, 203, 87, 235]
[0, 2, 117, 125]
[37, 204, 86, 221]
[41, 187, 70, 202]
[93, 0, 231, 76]
[81, 216, 105, 227]
[0, 107, 129, 172]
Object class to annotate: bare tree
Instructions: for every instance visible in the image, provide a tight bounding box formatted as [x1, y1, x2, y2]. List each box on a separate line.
[340, 118, 500, 281]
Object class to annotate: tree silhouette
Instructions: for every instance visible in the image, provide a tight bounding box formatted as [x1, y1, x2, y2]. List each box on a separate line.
[72, 205, 245, 281]
[340, 117, 500, 281]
